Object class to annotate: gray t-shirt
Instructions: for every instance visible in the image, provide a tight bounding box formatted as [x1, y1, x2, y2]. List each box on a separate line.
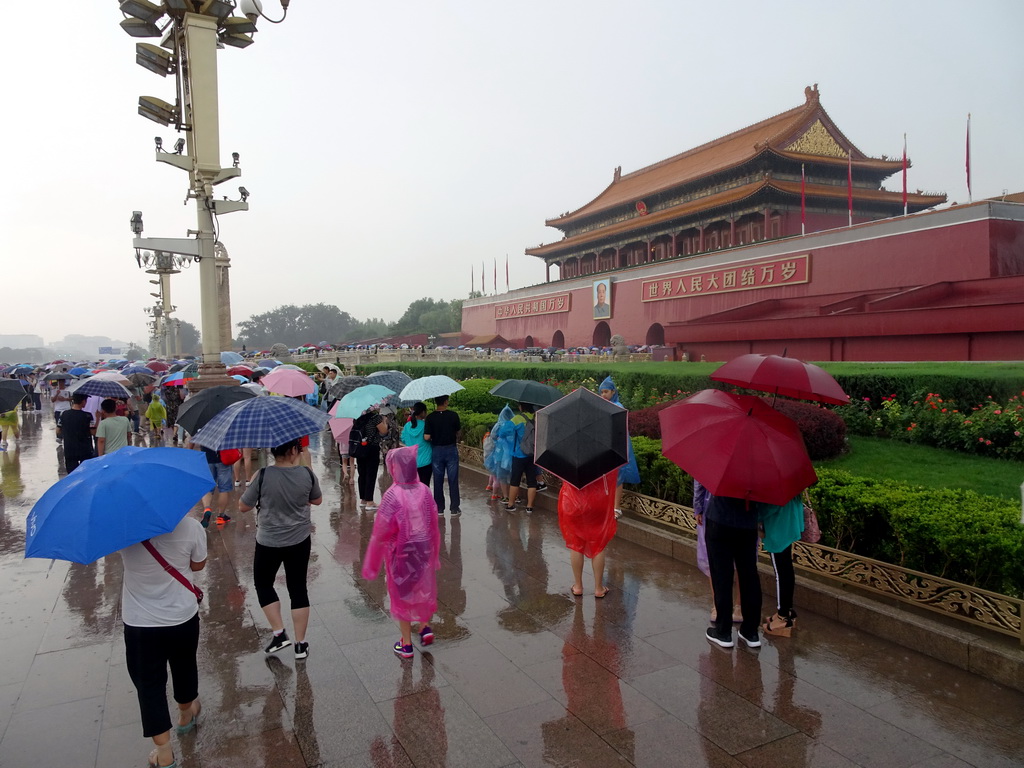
[120, 516, 207, 627]
[240, 465, 322, 547]
[97, 415, 131, 453]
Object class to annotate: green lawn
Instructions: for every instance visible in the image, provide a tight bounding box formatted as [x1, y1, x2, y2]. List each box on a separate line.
[817, 435, 1023, 501]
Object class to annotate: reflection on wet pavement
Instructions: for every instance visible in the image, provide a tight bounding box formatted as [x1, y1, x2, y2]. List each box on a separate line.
[0, 406, 1022, 767]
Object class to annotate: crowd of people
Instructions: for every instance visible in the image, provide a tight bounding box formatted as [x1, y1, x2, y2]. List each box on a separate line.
[4, 362, 808, 768]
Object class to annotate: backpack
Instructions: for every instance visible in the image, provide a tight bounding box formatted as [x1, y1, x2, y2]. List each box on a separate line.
[348, 414, 379, 459]
[519, 416, 535, 456]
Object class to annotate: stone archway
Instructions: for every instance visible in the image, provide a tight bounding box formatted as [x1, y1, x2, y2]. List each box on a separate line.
[593, 322, 611, 347]
[552, 330, 565, 348]
[646, 323, 665, 346]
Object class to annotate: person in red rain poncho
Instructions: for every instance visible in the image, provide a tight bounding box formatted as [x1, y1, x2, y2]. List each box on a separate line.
[362, 446, 442, 660]
[559, 470, 617, 598]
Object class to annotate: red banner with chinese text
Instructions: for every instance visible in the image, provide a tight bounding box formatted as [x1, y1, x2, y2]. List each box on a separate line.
[495, 293, 572, 319]
[640, 255, 811, 302]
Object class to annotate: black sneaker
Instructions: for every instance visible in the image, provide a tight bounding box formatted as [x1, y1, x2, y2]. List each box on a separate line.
[294, 641, 309, 660]
[524, 507, 533, 515]
[200, 509, 212, 529]
[705, 627, 734, 648]
[504, 503, 516, 513]
[738, 628, 761, 648]
[535, 482, 547, 492]
[265, 631, 291, 654]
[450, 507, 461, 516]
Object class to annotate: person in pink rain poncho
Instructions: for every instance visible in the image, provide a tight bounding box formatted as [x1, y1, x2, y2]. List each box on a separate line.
[362, 446, 442, 659]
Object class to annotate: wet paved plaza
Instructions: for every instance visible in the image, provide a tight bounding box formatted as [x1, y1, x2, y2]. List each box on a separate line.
[0, 408, 1022, 767]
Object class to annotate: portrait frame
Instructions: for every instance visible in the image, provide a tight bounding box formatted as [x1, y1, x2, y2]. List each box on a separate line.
[592, 278, 612, 320]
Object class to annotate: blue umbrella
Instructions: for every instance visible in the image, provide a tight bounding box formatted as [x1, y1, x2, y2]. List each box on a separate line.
[336, 384, 395, 418]
[68, 367, 88, 377]
[25, 447, 213, 564]
[68, 378, 132, 399]
[122, 365, 156, 376]
[220, 351, 243, 365]
[262, 360, 282, 368]
[191, 395, 330, 450]
[231, 374, 249, 383]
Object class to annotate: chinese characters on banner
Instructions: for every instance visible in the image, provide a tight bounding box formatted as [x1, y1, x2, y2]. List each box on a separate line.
[641, 254, 811, 302]
[494, 293, 572, 319]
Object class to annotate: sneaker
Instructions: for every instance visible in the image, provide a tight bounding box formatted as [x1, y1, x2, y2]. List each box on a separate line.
[705, 627, 734, 649]
[614, 508, 623, 520]
[265, 631, 291, 654]
[419, 626, 434, 646]
[235, 480, 242, 487]
[490, 494, 500, 500]
[200, 509, 212, 529]
[294, 641, 309, 660]
[450, 507, 461, 516]
[738, 628, 761, 648]
[216, 513, 232, 524]
[504, 503, 516, 513]
[535, 482, 547, 492]
[438, 511, 445, 517]
[485, 485, 492, 491]
[524, 507, 533, 515]
[393, 640, 414, 659]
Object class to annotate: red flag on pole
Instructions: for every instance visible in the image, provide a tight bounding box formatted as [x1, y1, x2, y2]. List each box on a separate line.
[505, 254, 509, 292]
[966, 113, 972, 203]
[902, 133, 908, 215]
[800, 163, 806, 236]
[847, 151, 853, 227]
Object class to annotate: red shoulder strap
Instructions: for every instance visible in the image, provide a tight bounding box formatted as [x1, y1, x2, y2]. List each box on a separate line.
[141, 539, 204, 603]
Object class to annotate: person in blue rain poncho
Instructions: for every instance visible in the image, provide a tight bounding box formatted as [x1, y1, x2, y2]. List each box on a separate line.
[598, 376, 641, 518]
[483, 404, 516, 502]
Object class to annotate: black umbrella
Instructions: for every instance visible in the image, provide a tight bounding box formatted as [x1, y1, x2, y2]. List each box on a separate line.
[175, 385, 256, 436]
[0, 380, 27, 413]
[489, 379, 564, 407]
[128, 372, 157, 388]
[329, 375, 370, 400]
[45, 372, 74, 381]
[534, 387, 628, 489]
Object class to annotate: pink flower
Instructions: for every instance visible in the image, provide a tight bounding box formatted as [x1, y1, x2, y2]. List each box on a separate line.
[985, 440, 993, 446]
[978, 437, 984, 442]
[994, 410, 1002, 415]
[1015, 431, 1021, 437]
[941, 408, 947, 413]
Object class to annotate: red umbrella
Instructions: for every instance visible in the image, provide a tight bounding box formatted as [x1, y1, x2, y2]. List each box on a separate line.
[658, 389, 817, 505]
[147, 361, 170, 373]
[226, 365, 253, 377]
[710, 353, 849, 405]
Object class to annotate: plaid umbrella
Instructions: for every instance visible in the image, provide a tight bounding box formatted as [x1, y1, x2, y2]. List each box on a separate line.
[67, 378, 132, 399]
[366, 370, 416, 407]
[122, 366, 156, 376]
[329, 376, 370, 400]
[191, 395, 330, 450]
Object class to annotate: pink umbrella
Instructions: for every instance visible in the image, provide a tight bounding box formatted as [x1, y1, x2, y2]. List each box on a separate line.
[261, 368, 316, 397]
[329, 416, 354, 444]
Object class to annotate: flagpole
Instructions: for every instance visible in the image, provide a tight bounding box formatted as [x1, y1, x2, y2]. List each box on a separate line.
[800, 163, 806, 236]
[470, 263, 474, 295]
[847, 151, 853, 227]
[966, 113, 972, 203]
[505, 254, 509, 292]
[902, 133, 908, 217]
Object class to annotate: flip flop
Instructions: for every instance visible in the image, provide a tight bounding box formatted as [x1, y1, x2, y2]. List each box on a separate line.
[175, 701, 201, 734]
[594, 587, 610, 599]
[570, 585, 584, 597]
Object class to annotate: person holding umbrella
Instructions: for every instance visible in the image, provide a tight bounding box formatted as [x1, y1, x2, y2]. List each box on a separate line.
[597, 376, 641, 519]
[424, 395, 462, 516]
[560, 471, 617, 598]
[504, 402, 538, 515]
[238, 438, 323, 660]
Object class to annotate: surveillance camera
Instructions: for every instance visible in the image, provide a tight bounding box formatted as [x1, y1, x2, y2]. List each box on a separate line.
[239, 0, 263, 21]
[194, 254, 202, 263]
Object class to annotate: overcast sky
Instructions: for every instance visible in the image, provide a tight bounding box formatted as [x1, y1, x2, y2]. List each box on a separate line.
[2, 1, 1022, 347]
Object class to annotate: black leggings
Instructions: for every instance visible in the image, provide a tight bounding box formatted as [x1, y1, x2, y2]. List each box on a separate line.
[253, 536, 311, 609]
[705, 519, 762, 636]
[770, 545, 796, 616]
[124, 613, 200, 738]
[356, 451, 381, 502]
[417, 464, 432, 485]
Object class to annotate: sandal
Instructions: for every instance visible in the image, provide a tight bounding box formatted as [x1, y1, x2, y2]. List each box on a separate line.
[594, 586, 610, 599]
[763, 611, 796, 637]
[176, 700, 201, 734]
[570, 585, 584, 597]
[148, 747, 177, 768]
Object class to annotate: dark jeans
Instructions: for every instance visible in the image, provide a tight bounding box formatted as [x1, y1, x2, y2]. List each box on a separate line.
[253, 536, 311, 609]
[31, 393, 41, 410]
[705, 518, 762, 636]
[65, 452, 93, 473]
[356, 451, 381, 502]
[417, 464, 432, 486]
[431, 444, 460, 511]
[770, 546, 795, 615]
[124, 612, 200, 738]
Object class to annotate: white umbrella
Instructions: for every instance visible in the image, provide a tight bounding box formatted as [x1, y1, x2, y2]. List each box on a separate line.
[399, 375, 464, 402]
[89, 370, 131, 384]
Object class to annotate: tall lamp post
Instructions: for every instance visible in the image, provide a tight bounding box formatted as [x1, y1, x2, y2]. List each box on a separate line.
[120, 0, 291, 388]
[136, 249, 189, 357]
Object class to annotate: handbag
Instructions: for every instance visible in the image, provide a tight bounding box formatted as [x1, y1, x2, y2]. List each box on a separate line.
[801, 492, 822, 544]
[142, 539, 204, 603]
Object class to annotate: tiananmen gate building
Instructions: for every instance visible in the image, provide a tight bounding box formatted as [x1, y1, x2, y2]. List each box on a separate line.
[461, 86, 1024, 361]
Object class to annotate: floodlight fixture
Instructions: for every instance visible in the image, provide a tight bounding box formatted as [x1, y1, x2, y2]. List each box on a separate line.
[154, 136, 163, 150]
[149, 279, 160, 285]
[120, 0, 164, 23]
[238, 186, 249, 202]
[120, 17, 162, 37]
[138, 96, 178, 126]
[164, 0, 190, 12]
[150, 292, 161, 298]
[219, 31, 254, 48]
[173, 138, 186, 154]
[130, 211, 144, 235]
[221, 16, 258, 34]
[199, 0, 236, 20]
[136, 42, 175, 76]
[231, 152, 240, 167]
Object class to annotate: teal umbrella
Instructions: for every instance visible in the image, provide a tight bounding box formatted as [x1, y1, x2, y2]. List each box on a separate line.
[336, 384, 395, 418]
